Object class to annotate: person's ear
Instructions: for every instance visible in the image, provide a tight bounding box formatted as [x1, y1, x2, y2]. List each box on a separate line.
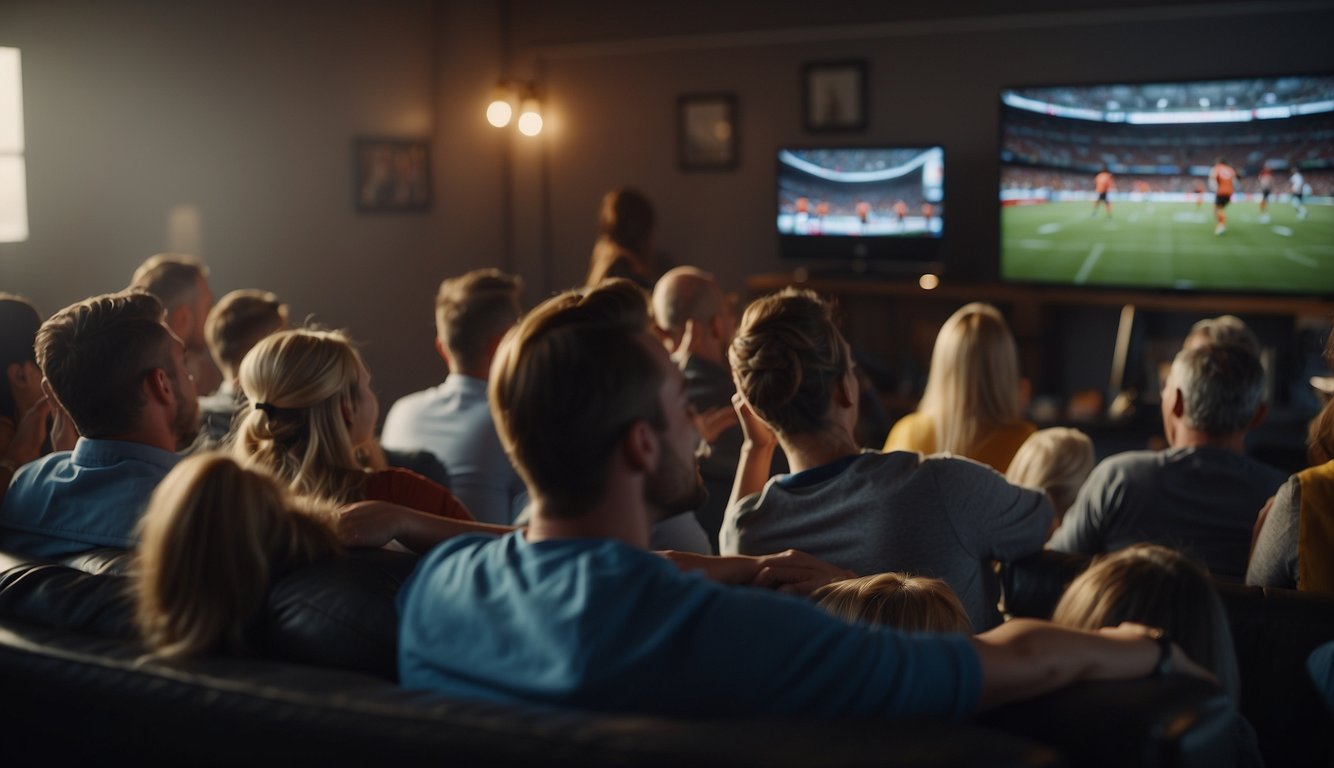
[144, 368, 174, 406]
[1248, 402, 1269, 431]
[340, 395, 355, 429]
[434, 337, 451, 368]
[166, 304, 192, 339]
[834, 367, 856, 408]
[1170, 387, 1186, 418]
[622, 419, 659, 473]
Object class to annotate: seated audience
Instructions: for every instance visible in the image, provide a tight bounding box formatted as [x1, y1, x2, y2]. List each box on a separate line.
[0, 295, 52, 490]
[135, 452, 341, 658]
[584, 187, 656, 290]
[130, 253, 221, 397]
[721, 288, 1051, 630]
[199, 289, 288, 444]
[398, 278, 1212, 719]
[0, 292, 199, 556]
[231, 328, 492, 545]
[1052, 544, 1260, 764]
[812, 573, 972, 633]
[651, 266, 746, 551]
[1050, 343, 1285, 580]
[1005, 427, 1095, 533]
[883, 303, 1034, 472]
[381, 269, 528, 524]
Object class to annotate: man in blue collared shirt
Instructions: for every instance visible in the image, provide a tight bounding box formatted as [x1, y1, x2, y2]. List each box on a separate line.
[0, 291, 199, 558]
[381, 269, 527, 525]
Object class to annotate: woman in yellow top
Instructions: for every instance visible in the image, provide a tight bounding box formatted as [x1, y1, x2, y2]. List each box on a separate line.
[883, 302, 1034, 472]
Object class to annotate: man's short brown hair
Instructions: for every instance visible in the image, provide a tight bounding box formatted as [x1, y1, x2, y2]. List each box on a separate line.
[36, 291, 173, 438]
[205, 289, 288, 378]
[489, 279, 664, 512]
[130, 254, 208, 310]
[435, 269, 522, 373]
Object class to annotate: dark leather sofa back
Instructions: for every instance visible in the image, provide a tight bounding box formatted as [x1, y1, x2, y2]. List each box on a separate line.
[1001, 551, 1334, 767]
[0, 546, 415, 680]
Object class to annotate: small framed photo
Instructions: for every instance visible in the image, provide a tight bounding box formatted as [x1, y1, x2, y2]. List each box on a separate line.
[803, 60, 868, 133]
[352, 138, 431, 212]
[678, 93, 738, 172]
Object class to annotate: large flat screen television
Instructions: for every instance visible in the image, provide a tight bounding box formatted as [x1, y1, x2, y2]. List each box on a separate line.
[999, 74, 1334, 295]
[778, 146, 943, 270]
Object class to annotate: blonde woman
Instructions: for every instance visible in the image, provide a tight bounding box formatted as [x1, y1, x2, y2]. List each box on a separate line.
[812, 573, 972, 634]
[233, 329, 509, 536]
[135, 452, 343, 658]
[883, 303, 1034, 472]
[1005, 427, 1095, 532]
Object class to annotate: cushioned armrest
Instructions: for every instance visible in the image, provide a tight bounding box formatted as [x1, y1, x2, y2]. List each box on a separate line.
[999, 550, 1093, 619]
[981, 676, 1238, 768]
[0, 559, 135, 637]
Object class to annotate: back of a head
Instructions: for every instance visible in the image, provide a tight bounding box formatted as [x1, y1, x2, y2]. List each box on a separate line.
[1052, 544, 1240, 698]
[135, 452, 339, 659]
[729, 288, 849, 437]
[1170, 342, 1265, 437]
[435, 269, 522, 375]
[813, 573, 973, 634]
[489, 279, 664, 513]
[35, 291, 170, 438]
[1005, 427, 1095, 517]
[919, 302, 1021, 454]
[651, 266, 723, 339]
[233, 329, 365, 502]
[599, 187, 655, 255]
[1185, 315, 1261, 359]
[0, 294, 42, 422]
[130, 253, 207, 311]
[205, 289, 288, 380]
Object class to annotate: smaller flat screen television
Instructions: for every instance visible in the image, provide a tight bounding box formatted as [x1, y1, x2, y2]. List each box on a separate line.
[999, 73, 1334, 295]
[777, 146, 944, 270]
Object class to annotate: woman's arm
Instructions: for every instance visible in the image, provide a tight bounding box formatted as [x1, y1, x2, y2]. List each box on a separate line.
[726, 392, 778, 510]
[971, 619, 1215, 711]
[336, 500, 514, 554]
[660, 549, 855, 596]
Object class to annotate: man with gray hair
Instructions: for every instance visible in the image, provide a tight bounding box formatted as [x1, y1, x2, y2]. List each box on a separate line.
[1050, 342, 1286, 579]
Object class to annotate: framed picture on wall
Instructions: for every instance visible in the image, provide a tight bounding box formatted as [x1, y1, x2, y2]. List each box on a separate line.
[678, 93, 738, 171]
[352, 138, 431, 212]
[803, 60, 867, 133]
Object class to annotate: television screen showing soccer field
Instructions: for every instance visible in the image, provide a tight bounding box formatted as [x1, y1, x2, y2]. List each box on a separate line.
[777, 147, 944, 238]
[1000, 75, 1334, 295]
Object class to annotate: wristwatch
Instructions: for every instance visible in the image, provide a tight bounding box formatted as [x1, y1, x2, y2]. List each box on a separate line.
[1147, 628, 1173, 677]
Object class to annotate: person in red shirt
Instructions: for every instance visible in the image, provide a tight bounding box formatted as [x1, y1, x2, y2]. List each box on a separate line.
[1194, 180, 1206, 210]
[893, 200, 908, 224]
[1092, 167, 1114, 218]
[1210, 158, 1238, 236]
[855, 201, 871, 234]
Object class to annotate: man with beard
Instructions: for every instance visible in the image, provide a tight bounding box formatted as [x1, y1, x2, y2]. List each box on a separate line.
[0, 291, 199, 556]
[397, 280, 1211, 719]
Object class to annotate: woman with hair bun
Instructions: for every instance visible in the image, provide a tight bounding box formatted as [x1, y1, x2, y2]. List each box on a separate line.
[233, 329, 512, 551]
[883, 303, 1034, 472]
[722, 288, 1052, 631]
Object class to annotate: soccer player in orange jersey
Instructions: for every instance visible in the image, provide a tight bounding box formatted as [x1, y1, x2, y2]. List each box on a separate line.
[855, 201, 871, 233]
[1194, 180, 1205, 209]
[1210, 157, 1238, 236]
[1092, 166, 1114, 218]
[1258, 166, 1274, 222]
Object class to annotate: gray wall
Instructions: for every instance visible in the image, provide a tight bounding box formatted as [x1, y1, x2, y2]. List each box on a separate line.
[1, 0, 1331, 409]
[0, 0, 507, 407]
[503, 1, 1334, 295]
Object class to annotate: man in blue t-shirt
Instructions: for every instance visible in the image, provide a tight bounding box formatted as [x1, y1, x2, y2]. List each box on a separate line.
[0, 291, 199, 557]
[398, 280, 1211, 719]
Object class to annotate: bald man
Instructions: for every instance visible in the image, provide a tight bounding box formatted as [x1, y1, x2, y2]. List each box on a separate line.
[651, 267, 756, 552]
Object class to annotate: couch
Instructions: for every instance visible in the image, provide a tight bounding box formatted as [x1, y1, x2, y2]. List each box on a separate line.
[0, 546, 1241, 767]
